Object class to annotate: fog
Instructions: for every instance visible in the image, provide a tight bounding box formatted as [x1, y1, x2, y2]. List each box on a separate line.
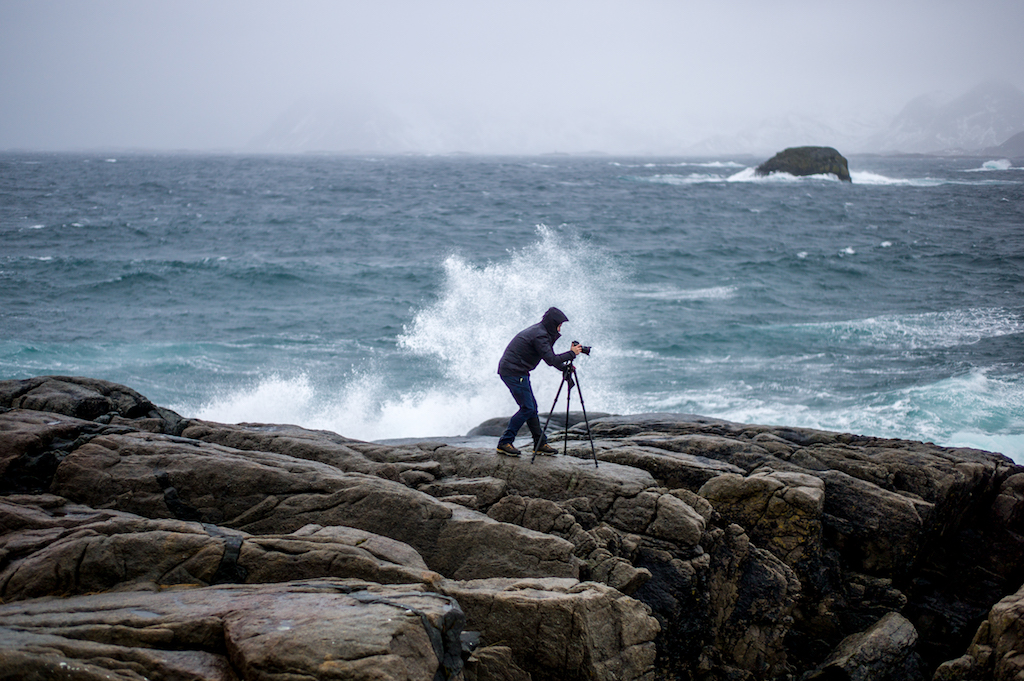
[2, 0, 1022, 154]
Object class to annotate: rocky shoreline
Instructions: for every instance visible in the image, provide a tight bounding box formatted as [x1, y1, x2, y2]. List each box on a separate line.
[2, 375, 1023, 680]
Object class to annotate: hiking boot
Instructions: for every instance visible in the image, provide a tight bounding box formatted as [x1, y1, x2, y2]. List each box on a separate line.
[533, 443, 558, 455]
[496, 442, 520, 457]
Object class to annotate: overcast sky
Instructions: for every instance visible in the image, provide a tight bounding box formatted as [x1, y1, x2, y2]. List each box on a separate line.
[2, 0, 1023, 153]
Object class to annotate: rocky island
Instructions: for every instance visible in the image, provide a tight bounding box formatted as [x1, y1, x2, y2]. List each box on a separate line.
[756, 146, 853, 182]
[2, 375, 1023, 680]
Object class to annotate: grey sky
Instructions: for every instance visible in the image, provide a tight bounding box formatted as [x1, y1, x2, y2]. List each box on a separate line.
[2, 0, 1022, 153]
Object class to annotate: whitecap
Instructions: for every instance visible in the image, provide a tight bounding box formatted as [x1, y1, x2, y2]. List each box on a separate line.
[799, 307, 1024, 351]
[728, 168, 839, 183]
[797, 252, 809, 259]
[641, 370, 1024, 461]
[644, 161, 746, 169]
[963, 159, 1013, 172]
[947, 431, 1024, 460]
[880, 241, 893, 247]
[840, 247, 856, 255]
[632, 285, 737, 301]
[850, 171, 924, 186]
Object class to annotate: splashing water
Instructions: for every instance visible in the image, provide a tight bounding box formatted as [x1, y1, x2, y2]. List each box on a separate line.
[193, 225, 633, 440]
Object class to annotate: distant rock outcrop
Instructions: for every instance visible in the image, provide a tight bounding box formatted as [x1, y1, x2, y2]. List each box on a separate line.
[3, 375, 1024, 680]
[755, 146, 852, 182]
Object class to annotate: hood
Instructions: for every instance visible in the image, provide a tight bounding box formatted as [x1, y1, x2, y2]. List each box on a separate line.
[541, 307, 568, 337]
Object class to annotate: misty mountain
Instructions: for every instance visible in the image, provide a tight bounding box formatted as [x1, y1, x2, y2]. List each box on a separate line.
[685, 112, 889, 157]
[980, 131, 1024, 158]
[248, 97, 413, 154]
[251, 82, 1024, 157]
[864, 81, 1024, 154]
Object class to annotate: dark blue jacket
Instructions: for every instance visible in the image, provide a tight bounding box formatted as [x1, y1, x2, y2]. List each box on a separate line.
[497, 307, 575, 377]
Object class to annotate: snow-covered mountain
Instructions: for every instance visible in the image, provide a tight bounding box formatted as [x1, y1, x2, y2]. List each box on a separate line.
[863, 81, 1024, 154]
[250, 82, 1024, 156]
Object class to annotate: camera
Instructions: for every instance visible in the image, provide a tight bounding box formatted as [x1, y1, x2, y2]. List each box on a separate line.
[573, 341, 592, 355]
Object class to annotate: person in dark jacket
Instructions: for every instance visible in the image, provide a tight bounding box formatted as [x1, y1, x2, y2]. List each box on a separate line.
[496, 307, 582, 456]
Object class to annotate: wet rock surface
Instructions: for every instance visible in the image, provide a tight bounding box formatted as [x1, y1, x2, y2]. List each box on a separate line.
[755, 146, 852, 182]
[2, 375, 1023, 680]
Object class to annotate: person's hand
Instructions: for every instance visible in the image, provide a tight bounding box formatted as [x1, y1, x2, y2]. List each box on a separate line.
[571, 342, 583, 355]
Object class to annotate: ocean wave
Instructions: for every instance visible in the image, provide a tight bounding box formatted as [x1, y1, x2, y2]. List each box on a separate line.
[852, 170, 1021, 186]
[632, 168, 846, 185]
[962, 159, 1015, 172]
[611, 161, 746, 169]
[635, 369, 1024, 461]
[799, 307, 1024, 350]
[631, 285, 738, 301]
[628, 173, 731, 185]
[635, 167, 1022, 187]
[190, 225, 636, 440]
[848, 171, 945, 186]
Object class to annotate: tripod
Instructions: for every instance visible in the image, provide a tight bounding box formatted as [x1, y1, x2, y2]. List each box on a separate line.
[532, 358, 598, 468]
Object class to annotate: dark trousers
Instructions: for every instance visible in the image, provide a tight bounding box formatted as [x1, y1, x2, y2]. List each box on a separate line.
[498, 374, 546, 448]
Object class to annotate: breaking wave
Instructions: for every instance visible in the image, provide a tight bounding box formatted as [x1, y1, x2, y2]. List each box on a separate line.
[193, 225, 635, 440]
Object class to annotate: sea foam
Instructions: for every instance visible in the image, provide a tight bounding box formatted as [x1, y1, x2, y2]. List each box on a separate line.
[800, 307, 1023, 350]
[194, 225, 636, 441]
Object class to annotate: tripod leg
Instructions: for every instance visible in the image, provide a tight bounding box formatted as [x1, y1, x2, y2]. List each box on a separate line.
[534, 374, 567, 464]
[564, 368, 572, 456]
[571, 369, 599, 468]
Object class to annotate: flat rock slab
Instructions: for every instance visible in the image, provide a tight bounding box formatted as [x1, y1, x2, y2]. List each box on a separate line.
[426, 444, 657, 517]
[593, 441, 746, 489]
[0, 494, 439, 602]
[0, 579, 465, 681]
[49, 431, 578, 581]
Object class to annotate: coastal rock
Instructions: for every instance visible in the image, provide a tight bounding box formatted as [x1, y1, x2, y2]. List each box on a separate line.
[463, 646, 532, 681]
[702, 524, 801, 677]
[593, 441, 746, 489]
[487, 494, 652, 594]
[439, 577, 660, 681]
[420, 475, 508, 509]
[755, 146, 852, 182]
[0, 494, 439, 602]
[700, 469, 824, 569]
[564, 413, 1024, 675]
[934, 581, 1024, 680]
[3, 379, 1024, 680]
[183, 419, 443, 480]
[48, 430, 580, 581]
[0, 579, 466, 681]
[415, 442, 658, 517]
[0, 409, 108, 494]
[0, 375, 184, 434]
[806, 611, 922, 681]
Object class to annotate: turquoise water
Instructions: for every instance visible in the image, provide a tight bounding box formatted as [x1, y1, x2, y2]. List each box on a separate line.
[2, 153, 1022, 459]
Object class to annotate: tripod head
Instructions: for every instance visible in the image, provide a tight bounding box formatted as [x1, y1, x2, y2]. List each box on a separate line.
[561, 362, 576, 389]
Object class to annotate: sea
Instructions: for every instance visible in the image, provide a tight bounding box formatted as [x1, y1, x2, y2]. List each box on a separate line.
[2, 153, 1022, 462]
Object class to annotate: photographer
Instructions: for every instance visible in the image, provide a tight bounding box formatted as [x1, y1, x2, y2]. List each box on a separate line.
[496, 307, 583, 456]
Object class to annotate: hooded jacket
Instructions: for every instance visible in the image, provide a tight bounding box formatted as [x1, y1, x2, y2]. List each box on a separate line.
[497, 307, 575, 376]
